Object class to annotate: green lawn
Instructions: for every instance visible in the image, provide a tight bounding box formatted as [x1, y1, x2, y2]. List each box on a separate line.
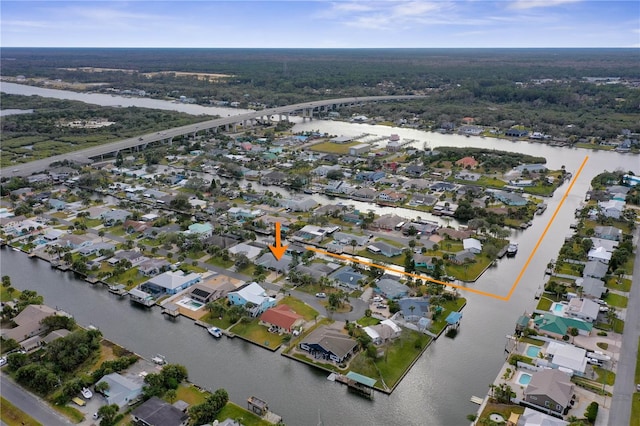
[606, 277, 632, 292]
[279, 296, 318, 321]
[106, 226, 127, 237]
[593, 367, 616, 386]
[230, 319, 286, 349]
[429, 298, 466, 335]
[478, 403, 525, 425]
[445, 256, 493, 281]
[172, 384, 207, 406]
[631, 393, 640, 426]
[215, 402, 272, 426]
[105, 268, 147, 288]
[1, 287, 20, 302]
[309, 141, 361, 154]
[206, 257, 235, 269]
[349, 328, 432, 390]
[520, 337, 545, 346]
[1, 397, 43, 426]
[604, 293, 628, 308]
[357, 316, 381, 327]
[200, 313, 236, 330]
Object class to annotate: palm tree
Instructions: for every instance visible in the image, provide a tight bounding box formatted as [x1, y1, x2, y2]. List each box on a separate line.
[350, 239, 357, 254]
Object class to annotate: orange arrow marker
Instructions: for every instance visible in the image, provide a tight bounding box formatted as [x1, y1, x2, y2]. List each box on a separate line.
[268, 222, 288, 261]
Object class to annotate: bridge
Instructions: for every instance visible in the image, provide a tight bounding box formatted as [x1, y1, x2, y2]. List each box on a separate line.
[2, 95, 425, 177]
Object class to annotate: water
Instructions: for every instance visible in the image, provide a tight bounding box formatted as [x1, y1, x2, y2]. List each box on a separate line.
[526, 346, 541, 358]
[1, 84, 639, 425]
[517, 372, 532, 386]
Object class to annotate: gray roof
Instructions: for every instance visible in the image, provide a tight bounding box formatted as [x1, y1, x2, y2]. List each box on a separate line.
[329, 266, 365, 288]
[131, 396, 187, 426]
[98, 373, 143, 408]
[582, 261, 608, 279]
[580, 277, 606, 298]
[525, 369, 573, 408]
[303, 327, 358, 360]
[376, 279, 410, 298]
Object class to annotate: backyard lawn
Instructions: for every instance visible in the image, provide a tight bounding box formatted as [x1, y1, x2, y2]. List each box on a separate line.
[230, 319, 286, 349]
[279, 296, 318, 321]
[349, 328, 432, 390]
[173, 384, 207, 406]
[215, 402, 272, 426]
[429, 298, 466, 335]
[206, 257, 235, 269]
[604, 292, 628, 308]
[477, 403, 525, 425]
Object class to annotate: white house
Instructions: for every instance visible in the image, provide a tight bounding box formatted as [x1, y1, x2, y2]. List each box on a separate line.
[565, 298, 600, 323]
[227, 282, 276, 316]
[587, 246, 612, 264]
[462, 238, 482, 254]
[598, 200, 624, 219]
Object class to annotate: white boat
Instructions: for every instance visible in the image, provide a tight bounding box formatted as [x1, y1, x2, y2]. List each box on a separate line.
[151, 354, 167, 365]
[81, 387, 93, 399]
[506, 243, 518, 257]
[207, 327, 223, 338]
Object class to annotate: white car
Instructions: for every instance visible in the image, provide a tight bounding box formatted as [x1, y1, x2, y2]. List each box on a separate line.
[0, 357, 7, 367]
[315, 292, 327, 298]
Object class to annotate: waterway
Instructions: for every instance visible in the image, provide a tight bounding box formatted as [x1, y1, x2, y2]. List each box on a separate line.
[1, 83, 638, 425]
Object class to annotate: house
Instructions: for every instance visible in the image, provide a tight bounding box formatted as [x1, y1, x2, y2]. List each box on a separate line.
[414, 254, 436, 270]
[57, 233, 94, 249]
[564, 298, 599, 323]
[1, 305, 57, 343]
[375, 279, 410, 299]
[260, 171, 288, 185]
[404, 165, 425, 177]
[352, 188, 378, 200]
[378, 189, 405, 203]
[367, 241, 402, 258]
[598, 200, 625, 219]
[329, 266, 366, 290]
[451, 250, 476, 264]
[372, 214, 405, 231]
[228, 207, 263, 221]
[515, 163, 548, 173]
[131, 396, 188, 426]
[259, 304, 304, 333]
[533, 313, 592, 339]
[505, 129, 529, 138]
[186, 222, 213, 238]
[398, 298, 430, 322]
[332, 232, 369, 247]
[281, 197, 318, 212]
[227, 282, 276, 316]
[41, 329, 71, 345]
[48, 198, 67, 211]
[349, 143, 371, 156]
[403, 178, 431, 190]
[138, 258, 171, 277]
[109, 250, 147, 266]
[587, 246, 611, 264]
[492, 190, 528, 206]
[228, 243, 262, 260]
[545, 341, 588, 374]
[255, 253, 292, 273]
[582, 261, 608, 280]
[77, 242, 116, 256]
[518, 408, 569, 426]
[462, 238, 482, 254]
[579, 277, 606, 299]
[299, 325, 358, 363]
[455, 156, 478, 169]
[124, 220, 151, 234]
[363, 319, 402, 345]
[593, 225, 622, 241]
[589, 237, 618, 253]
[101, 209, 131, 225]
[312, 164, 342, 177]
[96, 373, 144, 408]
[140, 271, 201, 296]
[524, 369, 574, 415]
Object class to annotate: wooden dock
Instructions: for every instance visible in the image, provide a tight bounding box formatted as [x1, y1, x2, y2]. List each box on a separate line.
[470, 396, 484, 405]
[195, 320, 234, 337]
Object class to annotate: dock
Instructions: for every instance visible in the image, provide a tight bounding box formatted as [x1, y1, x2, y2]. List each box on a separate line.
[108, 284, 127, 296]
[85, 276, 100, 284]
[247, 396, 282, 425]
[333, 372, 376, 399]
[470, 396, 484, 405]
[195, 320, 234, 337]
[161, 302, 180, 318]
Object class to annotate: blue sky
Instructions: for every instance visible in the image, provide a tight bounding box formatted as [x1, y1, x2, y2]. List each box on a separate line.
[2, 1, 639, 48]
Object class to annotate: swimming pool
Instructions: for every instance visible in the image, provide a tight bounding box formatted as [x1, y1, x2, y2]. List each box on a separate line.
[517, 372, 532, 386]
[526, 345, 541, 358]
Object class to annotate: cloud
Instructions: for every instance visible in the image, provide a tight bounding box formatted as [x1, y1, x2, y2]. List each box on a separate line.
[509, 0, 582, 10]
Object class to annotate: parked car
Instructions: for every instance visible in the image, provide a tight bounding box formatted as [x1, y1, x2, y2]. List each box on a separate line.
[315, 292, 326, 298]
[372, 296, 384, 303]
[0, 357, 6, 367]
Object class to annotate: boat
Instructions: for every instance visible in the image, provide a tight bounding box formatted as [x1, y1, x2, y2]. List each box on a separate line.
[506, 243, 518, 257]
[151, 354, 167, 365]
[207, 326, 223, 338]
[81, 387, 93, 399]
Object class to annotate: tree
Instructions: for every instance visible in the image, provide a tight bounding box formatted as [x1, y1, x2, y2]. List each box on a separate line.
[1, 275, 11, 288]
[206, 301, 226, 319]
[95, 381, 110, 394]
[98, 404, 119, 426]
[166, 388, 177, 403]
[350, 239, 357, 254]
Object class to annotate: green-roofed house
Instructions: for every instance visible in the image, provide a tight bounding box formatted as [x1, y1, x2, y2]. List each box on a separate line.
[533, 313, 592, 340]
[515, 315, 531, 333]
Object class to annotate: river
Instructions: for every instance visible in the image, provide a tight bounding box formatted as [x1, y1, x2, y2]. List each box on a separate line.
[1, 84, 638, 425]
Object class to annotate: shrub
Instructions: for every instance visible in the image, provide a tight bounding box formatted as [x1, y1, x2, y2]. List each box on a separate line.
[597, 331, 608, 336]
[585, 401, 599, 422]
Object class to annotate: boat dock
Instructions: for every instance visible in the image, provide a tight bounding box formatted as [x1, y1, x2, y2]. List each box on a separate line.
[247, 396, 282, 424]
[161, 302, 180, 318]
[195, 320, 234, 338]
[331, 372, 375, 399]
[108, 284, 127, 296]
[470, 396, 484, 405]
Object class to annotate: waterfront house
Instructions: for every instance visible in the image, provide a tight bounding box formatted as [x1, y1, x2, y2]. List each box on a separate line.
[378, 189, 405, 203]
[524, 369, 574, 415]
[398, 298, 430, 323]
[430, 182, 456, 192]
[77, 242, 115, 257]
[533, 313, 592, 339]
[462, 238, 482, 254]
[227, 282, 276, 316]
[259, 304, 304, 334]
[96, 373, 143, 408]
[1, 305, 57, 343]
[299, 325, 358, 364]
[363, 319, 402, 345]
[491, 190, 528, 206]
[518, 408, 569, 426]
[367, 241, 402, 257]
[261, 170, 287, 186]
[281, 197, 318, 212]
[187, 222, 213, 238]
[564, 298, 599, 323]
[593, 225, 622, 241]
[372, 214, 405, 231]
[505, 129, 529, 138]
[375, 279, 410, 299]
[451, 250, 476, 264]
[140, 271, 201, 296]
[228, 207, 263, 221]
[131, 396, 188, 426]
[515, 164, 547, 173]
[58, 233, 94, 249]
[333, 232, 369, 247]
[138, 258, 171, 277]
[352, 187, 378, 200]
[402, 178, 431, 190]
[108, 250, 147, 266]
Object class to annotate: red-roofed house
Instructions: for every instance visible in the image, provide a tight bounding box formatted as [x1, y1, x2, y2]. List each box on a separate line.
[461, 117, 475, 124]
[455, 156, 478, 169]
[259, 304, 304, 333]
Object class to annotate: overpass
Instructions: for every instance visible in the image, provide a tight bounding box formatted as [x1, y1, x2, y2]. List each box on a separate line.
[2, 95, 425, 177]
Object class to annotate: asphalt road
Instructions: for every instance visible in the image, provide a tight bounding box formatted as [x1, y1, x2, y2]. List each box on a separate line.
[608, 227, 640, 426]
[0, 373, 72, 426]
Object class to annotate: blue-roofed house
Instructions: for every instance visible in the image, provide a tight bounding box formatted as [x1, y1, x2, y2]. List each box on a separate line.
[398, 298, 430, 322]
[329, 266, 366, 290]
[227, 282, 276, 316]
[140, 271, 201, 296]
[48, 198, 67, 211]
[187, 222, 213, 238]
[375, 279, 410, 299]
[96, 373, 144, 408]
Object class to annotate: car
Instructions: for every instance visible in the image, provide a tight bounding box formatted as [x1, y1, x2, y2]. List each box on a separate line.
[637, 384, 640, 392]
[315, 292, 326, 298]
[92, 412, 100, 420]
[376, 304, 387, 309]
[0, 357, 7, 367]
[372, 296, 384, 303]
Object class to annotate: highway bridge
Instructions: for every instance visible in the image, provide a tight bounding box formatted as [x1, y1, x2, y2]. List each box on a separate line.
[2, 95, 425, 177]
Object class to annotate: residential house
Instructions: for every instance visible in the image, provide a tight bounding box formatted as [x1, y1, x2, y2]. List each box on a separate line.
[589, 237, 618, 253]
[372, 214, 405, 231]
[77, 242, 115, 257]
[131, 396, 188, 426]
[1, 305, 57, 343]
[598, 200, 624, 219]
[41, 329, 71, 346]
[58, 233, 94, 249]
[138, 258, 171, 277]
[462, 238, 482, 254]
[455, 172, 481, 181]
[517, 408, 569, 426]
[524, 369, 574, 415]
[398, 298, 430, 322]
[593, 226, 622, 241]
[430, 182, 456, 192]
[565, 298, 599, 323]
[533, 313, 592, 339]
[259, 304, 304, 333]
[582, 261, 608, 280]
[260, 171, 288, 186]
[378, 189, 405, 203]
[227, 282, 276, 316]
[414, 254, 436, 270]
[329, 266, 366, 290]
[363, 319, 402, 345]
[515, 164, 547, 173]
[404, 165, 425, 177]
[281, 197, 318, 212]
[409, 194, 438, 206]
[332, 232, 369, 247]
[101, 209, 131, 226]
[367, 241, 402, 257]
[492, 190, 528, 206]
[402, 178, 431, 190]
[352, 188, 378, 200]
[349, 143, 371, 156]
[505, 129, 529, 138]
[587, 246, 611, 264]
[227, 207, 263, 221]
[123, 220, 151, 234]
[255, 253, 292, 273]
[455, 156, 479, 169]
[140, 271, 201, 296]
[228, 243, 262, 260]
[96, 373, 144, 408]
[299, 325, 358, 363]
[108, 250, 147, 266]
[579, 277, 606, 299]
[312, 165, 342, 177]
[313, 204, 349, 217]
[375, 279, 410, 299]
[48, 198, 67, 211]
[187, 222, 213, 238]
[451, 250, 476, 264]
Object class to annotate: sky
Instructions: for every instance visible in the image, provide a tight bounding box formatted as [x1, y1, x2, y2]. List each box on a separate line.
[1, 1, 639, 48]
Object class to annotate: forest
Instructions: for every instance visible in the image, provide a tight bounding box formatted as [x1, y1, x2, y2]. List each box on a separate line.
[1, 48, 639, 140]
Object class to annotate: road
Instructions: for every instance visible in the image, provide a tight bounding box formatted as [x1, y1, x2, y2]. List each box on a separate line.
[1, 95, 425, 178]
[608, 227, 640, 426]
[0, 373, 72, 426]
